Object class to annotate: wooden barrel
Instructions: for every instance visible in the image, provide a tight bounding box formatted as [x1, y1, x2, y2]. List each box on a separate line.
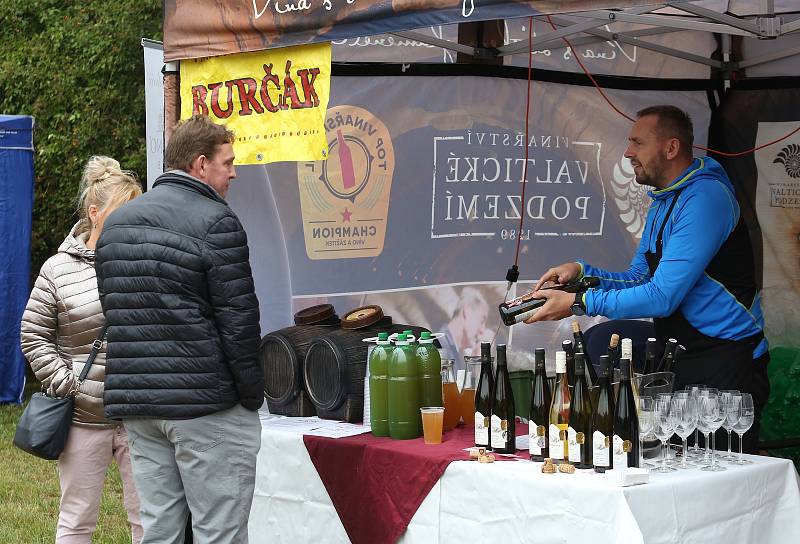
[259, 324, 337, 416]
[303, 323, 431, 422]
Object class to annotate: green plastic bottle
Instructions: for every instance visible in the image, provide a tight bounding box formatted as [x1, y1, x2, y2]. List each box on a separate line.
[369, 332, 391, 437]
[416, 331, 443, 408]
[388, 333, 422, 439]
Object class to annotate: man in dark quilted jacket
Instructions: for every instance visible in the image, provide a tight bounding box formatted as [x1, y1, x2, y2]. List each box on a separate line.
[96, 115, 264, 544]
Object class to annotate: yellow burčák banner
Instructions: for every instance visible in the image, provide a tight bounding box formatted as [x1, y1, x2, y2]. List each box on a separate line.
[179, 42, 331, 165]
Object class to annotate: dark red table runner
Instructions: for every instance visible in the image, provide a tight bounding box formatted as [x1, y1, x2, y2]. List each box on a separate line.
[302, 423, 526, 544]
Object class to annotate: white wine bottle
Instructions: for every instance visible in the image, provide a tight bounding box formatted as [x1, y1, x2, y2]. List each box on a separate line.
[490, 344, 515, 454]
[474, 342, 494, 448]
[613, 358, 640, 469]
[592, 355, 614, 473]
[568, 353, 593, 469]
[529, 348, 551, 462]
[548, 351, 571, 463]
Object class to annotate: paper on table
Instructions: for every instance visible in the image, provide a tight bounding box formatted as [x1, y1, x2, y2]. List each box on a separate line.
[304, 421, 372, 438]
[261, 415, 371, 438]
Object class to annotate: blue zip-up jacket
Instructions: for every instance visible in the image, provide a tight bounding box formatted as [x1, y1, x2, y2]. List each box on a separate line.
[579, 157, 767, 357]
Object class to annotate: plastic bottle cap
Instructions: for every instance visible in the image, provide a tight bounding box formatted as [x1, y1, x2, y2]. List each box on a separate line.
[555, 350, 567, 373]
[418, 331, 435, 344]
[396, 333, 407, 342]
[377, 332, 389, 341]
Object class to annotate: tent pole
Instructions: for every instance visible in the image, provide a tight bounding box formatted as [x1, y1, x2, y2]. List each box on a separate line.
[163, 61, 180, 147]
[721, 34, 732, 92]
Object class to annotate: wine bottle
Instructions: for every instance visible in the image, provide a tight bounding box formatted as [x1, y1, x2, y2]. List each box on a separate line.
[607, 333, 620, 370]
[664, 343, 686, 373]
[613, 358, 640, 469]
[656, 338, 678, 373]
[474, 342, 494, 448]
[643, 337, 660, 375]
[548, 351, 571, 463]
[562, 340, 575, 388]
[568, 353, 593, 469]
[572, 320, 597, 386]
[498, 277, 600, 326]
[529, 348, 551, 462]
[592, 355, 614, 472]
[490, 344, 515, 454]
[621, 338, 640, 415]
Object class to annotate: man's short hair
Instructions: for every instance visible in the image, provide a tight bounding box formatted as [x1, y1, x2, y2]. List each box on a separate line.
[636, 105, 694, 155]
[165, 115, 235, 171]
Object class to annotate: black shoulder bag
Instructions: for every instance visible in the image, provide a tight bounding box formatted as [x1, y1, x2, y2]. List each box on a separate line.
[13, 326, 108, 460]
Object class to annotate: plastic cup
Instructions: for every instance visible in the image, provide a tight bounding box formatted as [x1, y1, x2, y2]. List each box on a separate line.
[420, 407, 445, 445]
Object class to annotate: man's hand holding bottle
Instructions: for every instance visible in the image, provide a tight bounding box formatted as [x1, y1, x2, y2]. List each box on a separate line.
[524, 262, 583, 324]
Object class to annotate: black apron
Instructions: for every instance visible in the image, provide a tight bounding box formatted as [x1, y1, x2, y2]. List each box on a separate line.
[644, 189, 769, 453]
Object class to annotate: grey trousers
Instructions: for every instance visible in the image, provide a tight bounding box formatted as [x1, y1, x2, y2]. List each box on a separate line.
[124, 404, 262, 544]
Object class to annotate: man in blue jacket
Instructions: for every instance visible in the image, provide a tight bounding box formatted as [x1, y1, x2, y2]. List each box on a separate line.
[528, 105, 769, 453]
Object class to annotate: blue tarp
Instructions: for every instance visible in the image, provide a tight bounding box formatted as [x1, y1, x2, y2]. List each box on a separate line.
[0, 115, 34, 404]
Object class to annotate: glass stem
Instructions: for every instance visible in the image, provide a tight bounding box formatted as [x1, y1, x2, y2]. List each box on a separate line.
[711, 432, 716, 468]
[727, 429, 733, 456]
[681, 437, 688, 468]
[639, 436, 644, 468]
[738, 432, 744, 463]
[662, 439, 668, 470]
[693, 428, 699, 452]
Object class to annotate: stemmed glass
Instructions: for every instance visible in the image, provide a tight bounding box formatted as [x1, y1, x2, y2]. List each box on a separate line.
[684, 384, 705, 456]
[652, 395, 677, 473]
[672, 393, 697, 469]
[699, 394, 726, 472]
[720, 390, 742, 461]
[638, 396, 654, 468]
[731, 393, 755, 465]
[699, 388, 719, 464]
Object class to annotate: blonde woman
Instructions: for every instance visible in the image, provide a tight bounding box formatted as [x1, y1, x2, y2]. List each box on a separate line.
[21, 156, 143, 544]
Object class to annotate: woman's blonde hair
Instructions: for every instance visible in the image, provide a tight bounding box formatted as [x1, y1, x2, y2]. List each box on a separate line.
[76, 156, 142, 236]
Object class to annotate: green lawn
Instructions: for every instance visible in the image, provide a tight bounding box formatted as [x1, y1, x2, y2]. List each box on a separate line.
[0, 400, 133, 543]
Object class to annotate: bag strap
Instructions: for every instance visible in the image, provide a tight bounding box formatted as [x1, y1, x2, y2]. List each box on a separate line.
[77, 326, 108, 383]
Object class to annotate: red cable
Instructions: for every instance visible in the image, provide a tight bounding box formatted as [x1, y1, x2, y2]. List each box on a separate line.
[513, 16, 534, 268]
[545, 15, 798, 158]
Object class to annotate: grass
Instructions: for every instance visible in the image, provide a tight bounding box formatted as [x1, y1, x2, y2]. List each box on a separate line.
[0, 397, 133, 543]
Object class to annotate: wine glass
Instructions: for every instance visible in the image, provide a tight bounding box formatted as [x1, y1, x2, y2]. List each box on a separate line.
[684, 384, 705, 456]
[638, 396, 654, 468]
[719, 390, 741, 461]
[731, 393, 755, 465]
[698, 388, 719, 463]
[671, 394, 697, 469]
[652, 395, 677, 473]
[699, 394, 726, 472]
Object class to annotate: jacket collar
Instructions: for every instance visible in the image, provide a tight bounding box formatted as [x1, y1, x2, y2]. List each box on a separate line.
[152, 170, 227, 204]
[649, 158, 704, 200]
[58, 222, 94, 262]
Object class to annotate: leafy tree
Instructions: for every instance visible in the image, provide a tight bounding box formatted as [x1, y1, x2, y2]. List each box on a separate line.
[0, 1, 162, 282]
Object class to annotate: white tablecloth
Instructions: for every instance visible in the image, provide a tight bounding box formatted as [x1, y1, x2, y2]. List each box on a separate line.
[248, 426, 800, 544]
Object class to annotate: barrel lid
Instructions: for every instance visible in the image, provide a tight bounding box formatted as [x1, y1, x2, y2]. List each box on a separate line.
[294, 304, 336, 325]
[341, 305, 384, 329]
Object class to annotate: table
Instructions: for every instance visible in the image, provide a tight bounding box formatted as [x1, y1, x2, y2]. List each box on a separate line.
[248, 424, 800, 544]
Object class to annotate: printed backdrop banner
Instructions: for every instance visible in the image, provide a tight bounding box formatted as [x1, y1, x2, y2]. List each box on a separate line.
[232, 74, 710, 361]
[163, 0, 658, 62]
[711, 88, 800, 349]
[180, 43, 331, 165]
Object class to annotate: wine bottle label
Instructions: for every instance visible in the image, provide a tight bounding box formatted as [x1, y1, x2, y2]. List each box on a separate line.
[475, 411, 489, 446]
[549, 424, 565, 460]
[490, 415, 508, 449]
[613, 434, 630, 469]
[514, 308, 538, 323]
[529, 420, 546, 455]
[567, 427, 582, 463]
[593, 431, 610, 467]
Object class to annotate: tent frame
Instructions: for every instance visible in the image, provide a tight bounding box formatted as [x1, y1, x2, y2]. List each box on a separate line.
[391, 2, 800, 72]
